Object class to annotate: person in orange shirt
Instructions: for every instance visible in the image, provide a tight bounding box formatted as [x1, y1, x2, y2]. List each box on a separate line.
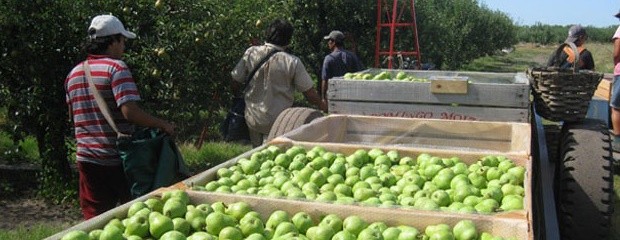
[546, 24, 595, 70]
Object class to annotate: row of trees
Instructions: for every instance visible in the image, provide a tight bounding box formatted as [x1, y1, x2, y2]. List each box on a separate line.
[516, 23, 617, 45]
[0, 0, 519, 201]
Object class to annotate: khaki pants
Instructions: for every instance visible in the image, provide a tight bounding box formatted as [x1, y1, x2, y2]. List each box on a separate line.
[249, 128, 267, 147]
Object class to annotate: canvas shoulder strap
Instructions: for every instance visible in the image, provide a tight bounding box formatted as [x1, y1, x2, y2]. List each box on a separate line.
[83, 61, 130, 138]
[242, 49, 280, 93]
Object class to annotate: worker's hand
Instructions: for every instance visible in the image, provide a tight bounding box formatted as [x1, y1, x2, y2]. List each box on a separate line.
[319, 99, 328, 112]
[160, 121, 176, 136]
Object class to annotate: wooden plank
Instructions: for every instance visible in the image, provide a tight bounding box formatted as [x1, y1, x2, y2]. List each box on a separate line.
[328, 71, 530, 108]
[430, 78, 468, 94]
[594, 78, 611, 100]
[278, 114, 531, 155]
[329, 100, 530, 123]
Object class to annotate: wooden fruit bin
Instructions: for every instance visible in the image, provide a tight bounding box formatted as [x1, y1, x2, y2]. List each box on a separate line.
[181, 140, 533, 239]
[327, 69, 530, 123]
[46, 189, 531, 240]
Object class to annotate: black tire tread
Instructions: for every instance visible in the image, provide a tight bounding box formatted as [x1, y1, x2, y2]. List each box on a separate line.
[266, 107, 324, 141]
[556, 119, 614, 240]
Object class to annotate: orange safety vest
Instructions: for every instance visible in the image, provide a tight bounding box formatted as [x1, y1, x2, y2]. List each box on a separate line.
[563, 45, 586, 64]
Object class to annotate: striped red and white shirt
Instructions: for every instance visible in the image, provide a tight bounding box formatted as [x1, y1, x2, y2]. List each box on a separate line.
[65, 55, 141, 166]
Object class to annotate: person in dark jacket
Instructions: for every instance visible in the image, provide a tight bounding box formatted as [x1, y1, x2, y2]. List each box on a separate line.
[321, 30, 365, 101]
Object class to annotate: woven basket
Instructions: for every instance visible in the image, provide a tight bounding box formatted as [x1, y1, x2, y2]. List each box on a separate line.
[528, 42, 603, 122]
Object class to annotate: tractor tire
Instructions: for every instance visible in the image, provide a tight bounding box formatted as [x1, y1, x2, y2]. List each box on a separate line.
[556, 119, 614, 240]
[266, 107, 324, 141]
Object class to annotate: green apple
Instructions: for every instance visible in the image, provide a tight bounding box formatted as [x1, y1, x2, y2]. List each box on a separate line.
[218, 226, 243, 240]
[124, 215, 149, 238]
[163, 198, 187, 218]
[342, 215, 368, 236]
[60, 230, 89, 240]
[239, 214, 265, 236]
[266, 210, 291, 230]
[453, 220, 478, 240]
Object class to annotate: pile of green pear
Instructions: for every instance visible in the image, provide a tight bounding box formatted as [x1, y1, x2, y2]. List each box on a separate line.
[61, 189, 518, 240]
[195, 145, 526, 214]
[343, 71, 429, 82]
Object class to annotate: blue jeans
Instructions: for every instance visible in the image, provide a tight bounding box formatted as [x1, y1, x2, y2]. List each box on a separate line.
[611, 75, 620, 109]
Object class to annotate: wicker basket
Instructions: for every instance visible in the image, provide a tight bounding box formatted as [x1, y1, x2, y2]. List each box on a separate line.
[528, 42, 603, 122]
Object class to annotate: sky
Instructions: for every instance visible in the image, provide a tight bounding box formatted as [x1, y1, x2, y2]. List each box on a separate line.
[479, 0, 619, 27]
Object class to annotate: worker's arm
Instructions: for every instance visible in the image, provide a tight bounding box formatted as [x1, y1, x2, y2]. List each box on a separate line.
[303, 88, 328, 112]
[614, 38, 620, 65]
[120, 101, 175, 136]
[321, 79, 328, 101]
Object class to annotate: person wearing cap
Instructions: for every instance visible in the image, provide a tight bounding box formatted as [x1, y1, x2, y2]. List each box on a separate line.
[321, 30, 365, 101]
[65, 14, 175, 219]
[546, 24, 595, 70]
[231, 19, 327, 147]
[610, 11, 620, 151]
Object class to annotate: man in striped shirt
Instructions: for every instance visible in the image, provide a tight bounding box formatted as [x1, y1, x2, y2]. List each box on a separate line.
[65, 14, 175, 219]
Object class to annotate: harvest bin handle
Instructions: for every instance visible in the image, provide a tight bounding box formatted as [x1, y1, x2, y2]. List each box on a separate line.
[430, 76, 469, 94]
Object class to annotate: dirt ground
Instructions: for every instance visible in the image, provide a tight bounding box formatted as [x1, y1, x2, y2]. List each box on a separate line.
[0, 188, 83, 230]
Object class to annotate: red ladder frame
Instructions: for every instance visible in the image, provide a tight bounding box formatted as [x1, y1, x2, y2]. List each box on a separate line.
[374, 0, 422, 69]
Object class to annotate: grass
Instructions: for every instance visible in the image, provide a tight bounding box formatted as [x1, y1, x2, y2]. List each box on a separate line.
[0, 223, 72, 240]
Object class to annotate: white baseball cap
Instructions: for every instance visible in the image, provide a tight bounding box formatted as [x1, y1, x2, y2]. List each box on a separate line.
[88, 15, 136, 39]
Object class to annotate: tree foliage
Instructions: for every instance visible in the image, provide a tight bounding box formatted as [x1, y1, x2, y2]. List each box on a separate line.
[0, 0, 518, 201]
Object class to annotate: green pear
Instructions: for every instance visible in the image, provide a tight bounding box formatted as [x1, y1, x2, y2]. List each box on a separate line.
[144, 197, 164, 213]
[105, 218, 125, 233]
[292, 212, 314, 234]
[60, 230, 89, 240]
[161, 189, 190, 205]
[453, 220, 478, 240]
[160, 230, 187, 240]
[342, 215, 368, 236]
[273, 222, 299, 238]
[99, 225, 123, 240]
[218, 226, 243, 240]
[185, 208, 208, 231]
[149, 211, 174, 239]
[205, 211, 236, 235]
[127, 201, 149, 218]
[265, 210, 291, 230]
[164, 198, 188, 218]
[319, 214, 343, 232]
[226, 201, 252, 221]
[332, 230, 356, 240]
[187, 231, 216, 240]
[239, 214, 265, 236]
[172, 217, 191, 236]
[124, 215, 149, 238]
[500, 194, 524, 211]
[397, 226, 419, 240]
[88, 229, 103, 240]
[357, 227, 383, 240]
[245, 233, 268, 240]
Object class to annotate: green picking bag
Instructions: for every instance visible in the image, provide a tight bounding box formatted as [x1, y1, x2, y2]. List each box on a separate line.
[117, 128, 190, 198]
